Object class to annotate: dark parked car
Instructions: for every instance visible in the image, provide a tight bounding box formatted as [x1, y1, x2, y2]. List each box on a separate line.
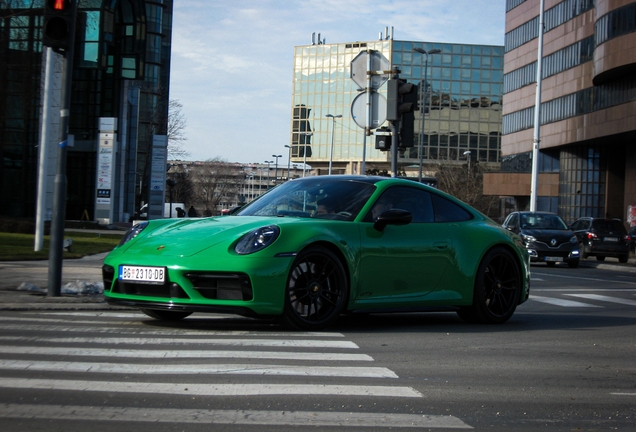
[570, 217, 630, 263]
[503, 211, 579, 268]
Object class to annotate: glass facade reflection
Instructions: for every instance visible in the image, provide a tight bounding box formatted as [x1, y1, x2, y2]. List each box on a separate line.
[290, 40, 504, 174]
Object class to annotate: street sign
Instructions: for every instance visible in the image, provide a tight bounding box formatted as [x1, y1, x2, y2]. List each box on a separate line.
[350, 50, 390, 90]
[351, 92, 387, 129]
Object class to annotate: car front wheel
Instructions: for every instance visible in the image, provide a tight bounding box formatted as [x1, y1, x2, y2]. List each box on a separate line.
[281, 246, 348, 330]
[457, 247, 522, 324]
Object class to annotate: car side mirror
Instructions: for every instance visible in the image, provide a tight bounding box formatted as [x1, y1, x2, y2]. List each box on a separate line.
[374, 209, 413, 232]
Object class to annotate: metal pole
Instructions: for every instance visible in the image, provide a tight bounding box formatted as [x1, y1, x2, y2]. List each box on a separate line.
[329, 119, 335, 175]
[419, 55, 429, 182]
[48, 1, 77, 296]
[361, 49, 372, 176]
[530, 0, 546, 212]
[35, 47, 55, 251]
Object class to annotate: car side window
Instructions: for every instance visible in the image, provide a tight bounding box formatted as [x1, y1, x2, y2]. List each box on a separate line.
[506, 213, 519, 229]
[430, 194, 473, 222]
[364, 186, 434, 223]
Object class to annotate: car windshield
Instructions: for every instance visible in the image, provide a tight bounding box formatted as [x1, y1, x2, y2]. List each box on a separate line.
[592, 219, 626, 232]
[234, 177, 376, 221]
[521, 214, 568, 230]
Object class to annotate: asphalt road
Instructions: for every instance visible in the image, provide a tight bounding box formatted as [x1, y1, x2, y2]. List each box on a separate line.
[0, 264, 634, 431]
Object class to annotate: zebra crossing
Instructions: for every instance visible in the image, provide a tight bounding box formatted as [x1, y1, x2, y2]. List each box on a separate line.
[529, 290, 636, 308]
[0, 311, 471, 429]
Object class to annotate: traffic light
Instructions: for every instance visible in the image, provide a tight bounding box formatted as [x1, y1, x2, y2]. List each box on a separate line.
[43, 0, 76, 54]
[375, 127, 391, 151]
[386, 78, 419, 148]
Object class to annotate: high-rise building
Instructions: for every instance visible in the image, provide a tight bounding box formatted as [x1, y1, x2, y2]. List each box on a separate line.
[0, 0, 173, 223]
[486, 0, 636, 224]
[289, 37, 505, 176]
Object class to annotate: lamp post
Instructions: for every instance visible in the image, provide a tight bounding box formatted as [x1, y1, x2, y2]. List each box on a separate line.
[300, 132, 313, 177]
[326, 114, 342, 175]
[272, 154, 282, 185]
[284, 145, 291, 180]
[265, 160, 273, 188]
[463, 150, 472, 201]
[412, 48, 441, 182]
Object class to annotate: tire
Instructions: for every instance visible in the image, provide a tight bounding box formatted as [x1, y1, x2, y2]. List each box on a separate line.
[140, 309, 192, 320]
[281, 246, 348, 330]
[596, 256, 605, 262]
[568, 259, 579, 268]
[619, 254, 629, 264]
[457, 247, 522, 324]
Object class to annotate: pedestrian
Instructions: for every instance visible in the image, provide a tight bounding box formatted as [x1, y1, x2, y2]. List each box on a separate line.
[175, 207, 186, 217]
[187, 206, 198, 217]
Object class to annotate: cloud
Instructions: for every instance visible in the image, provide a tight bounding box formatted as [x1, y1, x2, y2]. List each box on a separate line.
[169, 0, 506, 163]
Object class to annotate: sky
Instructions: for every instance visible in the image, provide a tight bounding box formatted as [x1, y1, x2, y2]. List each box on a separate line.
[169, 0, 507, 164]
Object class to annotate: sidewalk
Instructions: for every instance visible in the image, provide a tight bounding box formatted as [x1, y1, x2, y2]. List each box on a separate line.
[0, 251, 634, 311]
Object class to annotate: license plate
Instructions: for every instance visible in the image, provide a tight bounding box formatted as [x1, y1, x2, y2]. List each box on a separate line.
[119, 266, 166, 284]
[544, 256, 562, 262]
[604, 237, 618, 242]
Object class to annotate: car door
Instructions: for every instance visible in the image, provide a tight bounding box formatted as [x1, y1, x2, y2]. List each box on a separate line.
[355, 186, 455, 307]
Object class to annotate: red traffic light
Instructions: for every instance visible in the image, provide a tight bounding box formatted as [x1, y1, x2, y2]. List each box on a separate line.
[43, 0, 75, 53]
[48, 0, 70, 10]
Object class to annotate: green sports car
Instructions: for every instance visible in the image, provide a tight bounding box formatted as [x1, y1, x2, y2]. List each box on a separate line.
[103, 175, 530, 330]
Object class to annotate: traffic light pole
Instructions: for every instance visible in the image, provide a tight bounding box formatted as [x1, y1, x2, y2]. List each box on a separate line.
[47, 1, 77, 296]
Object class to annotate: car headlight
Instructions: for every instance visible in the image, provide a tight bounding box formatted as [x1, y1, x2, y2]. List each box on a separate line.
[118, 221, 148, 247]
[235, 225, 280, 255]
[570, 236, 578, 244]
[521, 234, 536, 244]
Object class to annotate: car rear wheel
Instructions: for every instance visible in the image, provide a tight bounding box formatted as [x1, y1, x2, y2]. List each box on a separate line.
[596, 256, 605, 261]
[457, 247, 522, 324]
[281, 246, 348, 330]
[619, 254, 629, 263]
[140, 309, 192, 320]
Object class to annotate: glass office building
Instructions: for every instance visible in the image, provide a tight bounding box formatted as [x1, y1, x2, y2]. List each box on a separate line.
[290, 39, 504, 175]
[0, 0, 173, 222]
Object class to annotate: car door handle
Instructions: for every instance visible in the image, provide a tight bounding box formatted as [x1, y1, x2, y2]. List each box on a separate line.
[434, 242, 449, 250]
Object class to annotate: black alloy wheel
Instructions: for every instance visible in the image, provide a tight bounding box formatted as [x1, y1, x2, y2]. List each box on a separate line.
[457, 247, 522, 324]
[140, 309, 192, 320]
[281, 246, 348, 330]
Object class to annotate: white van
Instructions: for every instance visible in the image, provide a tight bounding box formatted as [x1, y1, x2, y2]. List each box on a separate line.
[138, 203, 185, 218]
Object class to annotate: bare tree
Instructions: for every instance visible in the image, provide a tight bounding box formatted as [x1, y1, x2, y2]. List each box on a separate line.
[435, 162, 499, 219]
[167, 99, 188, 159]
[193, 158, 242, 216]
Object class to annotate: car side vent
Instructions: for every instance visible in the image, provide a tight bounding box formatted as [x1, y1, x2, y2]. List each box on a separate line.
[184, 272, 253, 301]
[102, 265, 115, 291]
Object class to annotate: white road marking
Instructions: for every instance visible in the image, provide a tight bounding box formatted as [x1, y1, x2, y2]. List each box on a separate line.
[0, 335, 358, 348]
[530, 272, 636, 285]
[565, 294, 636, 307]
[529, 295, 602, 308]
[0, 345, 373, 361]
[0, 323, 347, 338]
[0, 378, 423, 398]
[0, 360, 395, 378]
[0, 404, 472, 428]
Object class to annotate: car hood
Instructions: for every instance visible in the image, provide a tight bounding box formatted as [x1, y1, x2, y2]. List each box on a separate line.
[521, 228, 574, 242]
[121, 216, 295, 257]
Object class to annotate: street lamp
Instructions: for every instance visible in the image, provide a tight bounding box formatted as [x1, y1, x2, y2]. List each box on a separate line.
[412, 47, 441, 182]
[272, 154, 282, 185]
[326, 114, 342, 175]
[284, 145, 291, 180]
[300, 132, 313, 177]
[265, 160, 273, 188]
[463, 150, 472, 200]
